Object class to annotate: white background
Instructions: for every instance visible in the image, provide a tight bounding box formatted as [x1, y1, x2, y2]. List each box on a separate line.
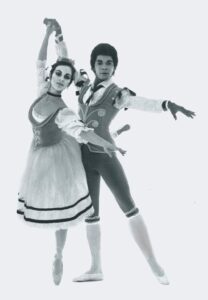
[1, 0, 207, 299]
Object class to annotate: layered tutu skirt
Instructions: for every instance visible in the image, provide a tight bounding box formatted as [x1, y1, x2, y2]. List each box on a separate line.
[17, 133, 94, 229]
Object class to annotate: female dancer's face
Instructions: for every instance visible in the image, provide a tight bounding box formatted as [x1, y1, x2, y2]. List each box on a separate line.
[94, 55, 115, 81]
[50, 65, 72, 93]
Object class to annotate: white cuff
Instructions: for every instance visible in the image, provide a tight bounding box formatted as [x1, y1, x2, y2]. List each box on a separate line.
[55, 34, 63, 43]
[74, 127, 94, 144]
[165, 100, 170, 110]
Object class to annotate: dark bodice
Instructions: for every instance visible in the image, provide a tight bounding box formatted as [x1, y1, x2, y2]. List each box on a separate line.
[28, 93, 67, 149]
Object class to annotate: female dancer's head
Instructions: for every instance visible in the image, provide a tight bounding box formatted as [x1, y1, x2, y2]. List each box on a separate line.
[49, 58, 76, 94]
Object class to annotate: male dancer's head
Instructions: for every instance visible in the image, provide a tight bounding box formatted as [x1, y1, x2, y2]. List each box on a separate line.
[90, 43, 118, 83]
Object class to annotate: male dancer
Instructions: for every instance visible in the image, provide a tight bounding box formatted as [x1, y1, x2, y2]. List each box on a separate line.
[49, 18, 195, 285]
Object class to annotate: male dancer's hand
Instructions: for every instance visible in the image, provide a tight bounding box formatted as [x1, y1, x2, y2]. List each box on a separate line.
[116, 124, 131, 136]
[168, 101, 196, 120]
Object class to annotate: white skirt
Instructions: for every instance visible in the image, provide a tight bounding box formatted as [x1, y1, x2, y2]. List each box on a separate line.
[17, 133, 94, 229]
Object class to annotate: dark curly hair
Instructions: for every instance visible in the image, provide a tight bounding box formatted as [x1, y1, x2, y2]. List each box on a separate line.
[90, 43, 118, 73]
[49, 58, 76, 86]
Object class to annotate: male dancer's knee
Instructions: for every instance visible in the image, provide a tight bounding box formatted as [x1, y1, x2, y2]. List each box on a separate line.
[125, 207, 139, 218]
[85, 216, 100, 223]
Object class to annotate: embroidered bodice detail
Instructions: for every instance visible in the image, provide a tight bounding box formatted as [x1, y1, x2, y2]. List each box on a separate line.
[78, 83, 122, 153]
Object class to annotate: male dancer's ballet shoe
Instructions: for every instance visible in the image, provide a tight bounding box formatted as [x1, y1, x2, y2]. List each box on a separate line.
[154, 272, 170, 285]
[73, 272, 103, 282]
[147, 258, 169, 285]
[52, 254, 63, 285]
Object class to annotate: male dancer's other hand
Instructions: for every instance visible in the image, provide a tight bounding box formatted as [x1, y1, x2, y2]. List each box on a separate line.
[43, 18, 62, 36]
[121, 124, 131, 132]
[116, 124, 131, 136]
[168, 101, 196, 120]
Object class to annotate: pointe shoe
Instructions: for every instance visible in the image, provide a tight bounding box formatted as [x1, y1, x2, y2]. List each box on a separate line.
[73, 272, 103, 282]
[52, 254, 63, 285]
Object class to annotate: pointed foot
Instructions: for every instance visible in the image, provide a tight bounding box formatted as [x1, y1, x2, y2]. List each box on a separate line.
[52, 255, 63, 285]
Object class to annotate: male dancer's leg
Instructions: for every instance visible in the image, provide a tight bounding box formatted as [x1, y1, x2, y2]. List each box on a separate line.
[74, 149, 168, 284]
[100, 154, 169, 284]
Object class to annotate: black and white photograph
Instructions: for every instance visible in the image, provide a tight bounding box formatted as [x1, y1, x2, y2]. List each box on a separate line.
[1, 0, 207, 299]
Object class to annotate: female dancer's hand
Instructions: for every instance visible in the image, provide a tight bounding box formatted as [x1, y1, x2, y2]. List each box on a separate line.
[80, 131, 126, 157]
[168, 101, 196, 120]
[74, 69, 90, 87]
[103, 145, 126, 157]
[45, 23, 55, 36]
[43, 18, 62, 35]
[117, 147, 127, 156]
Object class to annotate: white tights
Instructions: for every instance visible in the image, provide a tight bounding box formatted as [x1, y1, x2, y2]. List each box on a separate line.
[55, 229, 68, 259]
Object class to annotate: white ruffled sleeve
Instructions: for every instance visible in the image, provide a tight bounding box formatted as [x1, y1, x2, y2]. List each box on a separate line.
[55, 108, 94, 143]
[36, 60, 50, 97]
[114, 89, 164, 112]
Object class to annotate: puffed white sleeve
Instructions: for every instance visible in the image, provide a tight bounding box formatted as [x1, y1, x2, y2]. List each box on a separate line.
[55, 108, 94, 143]
[36, 60, 50, 97]
[114, 89, 164, 112]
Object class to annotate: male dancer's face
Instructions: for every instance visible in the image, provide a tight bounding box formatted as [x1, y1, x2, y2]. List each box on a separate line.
[94, 55, 115, 81]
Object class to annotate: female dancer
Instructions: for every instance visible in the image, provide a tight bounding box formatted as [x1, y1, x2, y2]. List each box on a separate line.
[17, 21, 123, 285]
